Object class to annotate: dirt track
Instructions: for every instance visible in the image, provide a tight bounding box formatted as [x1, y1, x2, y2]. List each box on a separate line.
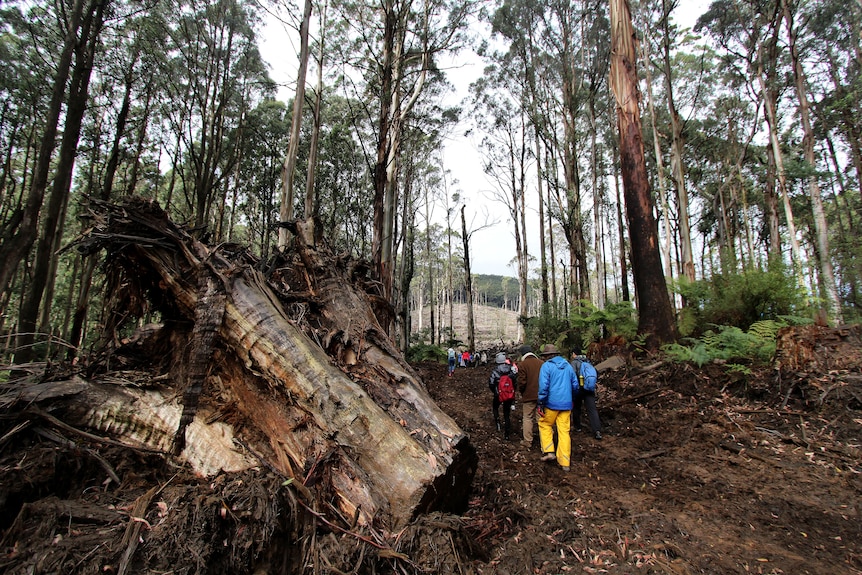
[2, 333, 861, 574]
[418, 357, 862, 574]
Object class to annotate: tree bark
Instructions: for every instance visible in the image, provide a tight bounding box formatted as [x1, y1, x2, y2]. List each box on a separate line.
[461, 206, 475, 353]
[782, 0, 842, 324]
[278, 0, 313, 249]
[0, 0, 87, 302]
[73, 199, 475, 529]
[15, 0, 106, 364]
[609, 0, 676, 347]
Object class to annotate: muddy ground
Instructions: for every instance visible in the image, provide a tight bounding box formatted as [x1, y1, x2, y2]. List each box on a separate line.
[1, 326, 861, 574]
[417, 341, 862, 574]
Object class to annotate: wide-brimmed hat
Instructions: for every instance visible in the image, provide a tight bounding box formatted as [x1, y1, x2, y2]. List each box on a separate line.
[539, 344, 559, 356]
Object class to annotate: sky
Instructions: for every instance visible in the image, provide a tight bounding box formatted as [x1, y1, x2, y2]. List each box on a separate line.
[258, 1, 711, 278]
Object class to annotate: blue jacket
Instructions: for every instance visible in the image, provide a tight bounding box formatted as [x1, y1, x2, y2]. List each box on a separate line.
[537, 356, 577, 411]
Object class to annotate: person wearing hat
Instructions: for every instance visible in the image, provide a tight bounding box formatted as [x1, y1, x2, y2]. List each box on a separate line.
[488, 352, 518, 439]
[517, 344, 543, 449]
[536, 343, 579, 472]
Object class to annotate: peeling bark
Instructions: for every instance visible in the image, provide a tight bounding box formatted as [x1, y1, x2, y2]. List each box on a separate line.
[72, 198, 476, 529]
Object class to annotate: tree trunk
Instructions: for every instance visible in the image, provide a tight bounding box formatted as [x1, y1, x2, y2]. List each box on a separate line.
[68, 59, 137, 358]
[609, 0, 676, 346]
[661, 0, 695, 283]
[73, 199, 476, 529]
[461, 206, 475, 353]
[782, 0, 842, 323]
[0, 0, 87, 301]
[15, 0, 105, 364]
[304, 1, 328, 221]
[642, 36, 674, 288]
[278, 0, 313, 249]
[758, 14, 804, 278]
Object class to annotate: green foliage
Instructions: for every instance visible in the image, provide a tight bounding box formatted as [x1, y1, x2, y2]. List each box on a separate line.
[523, 300, 638, 357]
[406, 343, 447, 363]
[662, 316, 810, 368]
[522, 304, 569, 352]
[674, 267, 807, 333]
[567, 300, 637, 351]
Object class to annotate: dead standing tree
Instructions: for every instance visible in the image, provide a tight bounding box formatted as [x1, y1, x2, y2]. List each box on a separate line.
[73, 198, 476, 529]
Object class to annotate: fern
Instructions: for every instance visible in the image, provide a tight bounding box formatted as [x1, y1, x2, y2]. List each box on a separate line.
[664, 321, 780, 367]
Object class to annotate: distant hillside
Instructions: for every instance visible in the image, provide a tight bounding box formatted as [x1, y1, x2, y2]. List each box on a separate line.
[452, 274, 520, 309]
[413, 303, 521, 350]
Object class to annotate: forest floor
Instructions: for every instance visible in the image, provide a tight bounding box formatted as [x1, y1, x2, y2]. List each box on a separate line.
[417, 340, 862, 575]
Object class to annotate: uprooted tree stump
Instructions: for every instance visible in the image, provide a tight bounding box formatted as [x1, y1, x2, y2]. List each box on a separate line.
[0, 198, 478, 574]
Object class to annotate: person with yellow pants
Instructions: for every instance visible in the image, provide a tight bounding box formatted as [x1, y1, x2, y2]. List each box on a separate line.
[536, 344, 579, 472]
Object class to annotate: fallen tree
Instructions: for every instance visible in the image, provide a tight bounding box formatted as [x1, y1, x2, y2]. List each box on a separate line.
[77, 198, 476, 526]
[0, 198, 478, 573]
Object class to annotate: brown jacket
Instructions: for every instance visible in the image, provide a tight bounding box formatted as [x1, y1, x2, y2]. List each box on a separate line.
[517, 352, 543, 402]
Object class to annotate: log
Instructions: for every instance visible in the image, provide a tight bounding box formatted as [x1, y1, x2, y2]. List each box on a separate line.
[70, 198, 476, 529]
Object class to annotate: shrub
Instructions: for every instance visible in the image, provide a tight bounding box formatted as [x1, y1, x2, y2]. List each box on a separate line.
[675, 266, 807, 334]
[406, 343, 447, 363]
[662, 316, 811, 367]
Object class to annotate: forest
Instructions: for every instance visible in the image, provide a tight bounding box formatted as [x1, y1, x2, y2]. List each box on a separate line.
[0, 0, 861, 572]
[0, 0, 858, 360]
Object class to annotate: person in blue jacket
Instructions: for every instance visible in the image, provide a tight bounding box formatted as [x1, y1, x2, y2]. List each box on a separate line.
[536, 344, 578, 472]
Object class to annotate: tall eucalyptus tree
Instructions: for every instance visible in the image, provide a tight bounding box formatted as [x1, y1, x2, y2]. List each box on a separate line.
[334, 0, 472, 304]
[0, 0, 96, 312]
[781, 0, 842, 323]
[164, 0, 270, 231]
[15, 0, 108, 364]
[609, 0, 676, 345]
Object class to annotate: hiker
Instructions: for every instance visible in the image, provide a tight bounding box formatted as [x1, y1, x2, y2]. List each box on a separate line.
[570, 353, 602, 440]
[536, 344, 578, 472]
[489, 352, 518, 440]
[460, 350, 470, 368]
[447, 347, 456, 377]
[517, 344, 543, 449]
[480, 351, 488, 366]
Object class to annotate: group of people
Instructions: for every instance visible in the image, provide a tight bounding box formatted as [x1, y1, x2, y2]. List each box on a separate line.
[447, 347, 488, 375]
[487, 343, 602, 472]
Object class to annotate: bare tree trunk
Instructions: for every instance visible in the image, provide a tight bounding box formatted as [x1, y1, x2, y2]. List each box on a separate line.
[16, 0, 106, 364]
[758, 14, 803, 276]
[461, 206, 475, 352]
[642, 33, 674, 287]
[278, 0, 314, 249]
[0, 0, 87, 301]
[304, 0, 328, 221]
[661, 0, 695, 283]
[609, 0, 676, 346]
[782, 0, 842, 323]
[424, 189, 437, 345]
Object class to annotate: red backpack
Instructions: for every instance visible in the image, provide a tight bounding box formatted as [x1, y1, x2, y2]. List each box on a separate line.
[498, 373, 515, 402]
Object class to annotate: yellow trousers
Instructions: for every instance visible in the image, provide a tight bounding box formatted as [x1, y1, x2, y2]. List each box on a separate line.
[538, 408, 571, 468]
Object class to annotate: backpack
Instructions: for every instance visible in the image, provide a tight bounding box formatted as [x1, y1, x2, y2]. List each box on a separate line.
[571, 357, 598, 392]
[497, 373, 515, 402]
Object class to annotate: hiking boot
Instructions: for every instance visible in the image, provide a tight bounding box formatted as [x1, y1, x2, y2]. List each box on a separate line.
[594, 431, 602, 440]
[495, 421, 501, 432]
[541, 453, 556, 462]
[559, 465, 570, 473]
[574, 426, 583, 433]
